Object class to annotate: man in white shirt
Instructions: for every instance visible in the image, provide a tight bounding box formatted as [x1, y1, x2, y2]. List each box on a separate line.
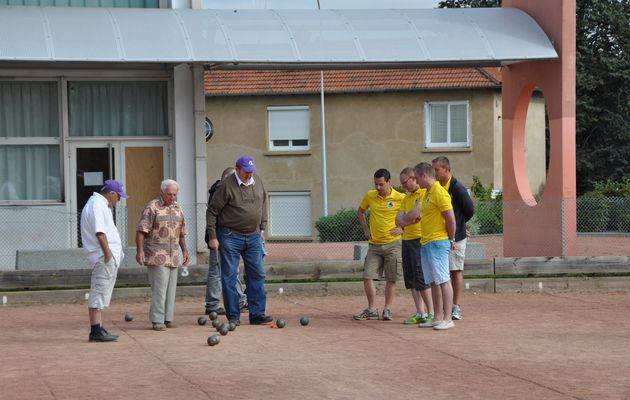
[81, 179, 128, 342]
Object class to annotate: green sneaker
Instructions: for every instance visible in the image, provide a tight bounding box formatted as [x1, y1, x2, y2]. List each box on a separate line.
[403, 314, 423, 325]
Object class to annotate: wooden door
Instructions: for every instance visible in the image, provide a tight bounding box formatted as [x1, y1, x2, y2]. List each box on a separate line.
[125, 147, 164, 246]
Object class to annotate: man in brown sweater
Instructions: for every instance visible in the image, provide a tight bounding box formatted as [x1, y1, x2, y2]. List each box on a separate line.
[206, 155, 272, 326]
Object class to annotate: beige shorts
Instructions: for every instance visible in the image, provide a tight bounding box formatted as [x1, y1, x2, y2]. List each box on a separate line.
[363, 240, 402, 282]
[88, 257, 120, 309]
[449, 238, 467, 271]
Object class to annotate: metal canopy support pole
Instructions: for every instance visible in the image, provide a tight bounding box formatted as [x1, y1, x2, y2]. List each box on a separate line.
[320, 70, 328, 217]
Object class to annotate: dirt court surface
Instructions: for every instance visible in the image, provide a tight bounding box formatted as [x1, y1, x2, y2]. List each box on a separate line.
[2, 292, 630, 400]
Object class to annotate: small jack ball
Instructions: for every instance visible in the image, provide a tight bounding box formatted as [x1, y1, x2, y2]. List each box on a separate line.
[276, 319, 286, 328]
[300, 317, 309, 326]
[197, 316, 208, 326]
[208, 311, 218, 321]
[124, 313, 133, 322]
[207, 335, 220, 346]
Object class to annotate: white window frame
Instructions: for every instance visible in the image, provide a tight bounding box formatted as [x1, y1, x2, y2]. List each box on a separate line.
[0, 79, 63, 204]
[424, 101, 471, 148]
[268, 191, 312, 237]
[267, 105, 310, 151]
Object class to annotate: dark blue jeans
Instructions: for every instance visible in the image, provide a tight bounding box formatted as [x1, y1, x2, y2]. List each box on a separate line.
[218, 226, 266, 321]
[205, 249, 248, 311]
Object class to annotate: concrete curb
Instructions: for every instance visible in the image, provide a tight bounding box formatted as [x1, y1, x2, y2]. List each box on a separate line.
[0, 282, 371, 306]
[3, 276, 630, 306]
[1, 280, 493, 306]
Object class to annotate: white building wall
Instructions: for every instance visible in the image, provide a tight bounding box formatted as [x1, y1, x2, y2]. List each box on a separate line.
[0, 66, 204, 270]
[172, 63, 206, 264]
[0, 205, 72, 270]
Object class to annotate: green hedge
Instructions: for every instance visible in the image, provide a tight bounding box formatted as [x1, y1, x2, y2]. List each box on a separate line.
[605, 197, 630, 231]
[577, 192, 610, 232]
[315, 209, 367, 242]
[468, 200, 503, 235]
[590, 179, 630, 232]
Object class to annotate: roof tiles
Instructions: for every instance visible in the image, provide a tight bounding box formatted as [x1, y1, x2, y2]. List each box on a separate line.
[204, 68, 502, 96]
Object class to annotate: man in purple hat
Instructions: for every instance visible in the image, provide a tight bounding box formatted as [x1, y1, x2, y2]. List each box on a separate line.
[206, 155, 273, 326]
[80, 179, 128, 342]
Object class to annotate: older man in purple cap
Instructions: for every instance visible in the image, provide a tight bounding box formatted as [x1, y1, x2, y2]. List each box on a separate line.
[81, 179, 128, 342]
[206, 155, 272, 326]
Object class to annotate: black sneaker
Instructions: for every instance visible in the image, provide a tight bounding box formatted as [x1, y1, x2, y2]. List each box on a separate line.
[249, 314, 273, 325]
[89, 330, 118, 342]
[101, 328, 119, 339]
[205, 307, 226, 316]
[240, 303, 249, 312]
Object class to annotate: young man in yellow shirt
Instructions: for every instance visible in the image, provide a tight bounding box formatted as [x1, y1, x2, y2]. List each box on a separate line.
[401, 162, 457, 330]
[395, 167, 434, 325]
[354, 168, 405, 321]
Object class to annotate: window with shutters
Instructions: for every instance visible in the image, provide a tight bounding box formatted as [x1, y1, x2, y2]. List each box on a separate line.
[268, 192, 312, 237]
[267, 106, 310, 151]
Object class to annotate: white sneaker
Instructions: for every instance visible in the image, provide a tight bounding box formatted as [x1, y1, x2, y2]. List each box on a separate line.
[419, 319, 440, 328]
[452, 304, 462, 320]
[433, 320, 455, 330]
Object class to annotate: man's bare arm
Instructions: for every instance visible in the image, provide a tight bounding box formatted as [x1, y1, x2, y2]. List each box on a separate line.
[358, 207, 371, 241]
[442, 209, 456, 250]
[96, 232, 112, 263]
[397, 204, 421, 227]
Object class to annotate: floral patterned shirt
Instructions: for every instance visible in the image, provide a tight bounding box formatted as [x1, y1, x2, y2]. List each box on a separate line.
[137, 197, 187, 268]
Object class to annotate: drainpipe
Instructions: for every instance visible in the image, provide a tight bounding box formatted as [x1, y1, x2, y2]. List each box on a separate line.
[320, 70, 328, 216]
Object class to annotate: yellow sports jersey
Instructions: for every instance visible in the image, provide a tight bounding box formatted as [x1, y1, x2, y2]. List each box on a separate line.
[420, 182, 453, 245]
[401, 187, 426, 240]
[442, 176, 452, 192]
[359, 188, 405, 245]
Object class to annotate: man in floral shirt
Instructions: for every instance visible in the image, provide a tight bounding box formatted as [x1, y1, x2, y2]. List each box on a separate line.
[136, 179, 189, 331]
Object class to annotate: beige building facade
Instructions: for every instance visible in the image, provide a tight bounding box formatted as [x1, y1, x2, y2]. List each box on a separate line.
[205, 69, 546, 240]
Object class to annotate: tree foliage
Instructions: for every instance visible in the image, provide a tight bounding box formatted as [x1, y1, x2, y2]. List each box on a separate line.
[439, 0, 630, 194]
[575, 0, 630, 194]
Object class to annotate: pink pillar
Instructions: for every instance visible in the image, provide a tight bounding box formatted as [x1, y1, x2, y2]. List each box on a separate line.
[501, 0, 576, 256]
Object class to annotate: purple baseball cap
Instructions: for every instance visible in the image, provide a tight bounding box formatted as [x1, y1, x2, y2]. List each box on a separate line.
[236, 155, 256, 173]
[101, 179, 129, 198]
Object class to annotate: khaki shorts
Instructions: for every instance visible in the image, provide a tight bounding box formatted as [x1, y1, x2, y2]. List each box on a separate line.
[88, 257, 120, 309]
[449, 238, 467, 271]
[363, 240, 402, 282]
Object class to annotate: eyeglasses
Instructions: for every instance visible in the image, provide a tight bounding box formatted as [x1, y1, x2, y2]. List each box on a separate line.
[400, 176, 415, 186]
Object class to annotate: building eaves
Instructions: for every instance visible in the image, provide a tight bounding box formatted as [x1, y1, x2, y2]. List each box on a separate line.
[205, 68, 503, 97]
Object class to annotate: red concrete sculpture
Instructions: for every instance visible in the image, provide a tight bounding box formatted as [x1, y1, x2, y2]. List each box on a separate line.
[502, 0, 577, 256]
